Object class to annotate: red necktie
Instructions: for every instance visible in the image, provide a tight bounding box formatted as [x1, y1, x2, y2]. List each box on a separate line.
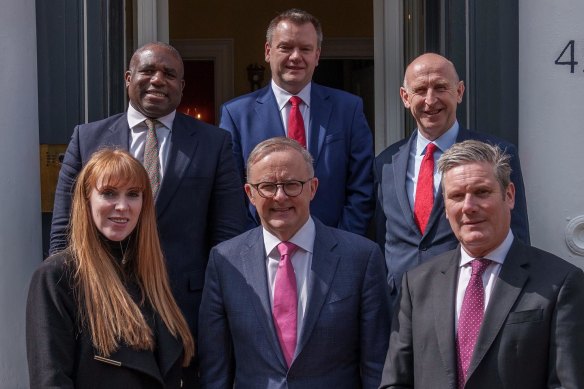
[456, 258, 491, 388]
[414, 142, 437, 233]
[288, 96, 306, 147]
[144, 119, 161, 197]
[273, 241, 299, 367]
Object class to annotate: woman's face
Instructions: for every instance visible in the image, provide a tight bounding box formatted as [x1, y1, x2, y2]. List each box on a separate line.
[89, 178, 143, 241]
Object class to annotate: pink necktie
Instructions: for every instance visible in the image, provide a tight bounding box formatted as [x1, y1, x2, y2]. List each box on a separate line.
[288, 96, 306, 147]
[456, 258, 491, 388]
[273, 241, 299, 367]
[414, 142, 437, 233]
[144, 119, 161, 197]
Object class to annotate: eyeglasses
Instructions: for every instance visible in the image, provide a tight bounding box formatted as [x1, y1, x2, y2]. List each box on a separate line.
[249, 178, 313, 198]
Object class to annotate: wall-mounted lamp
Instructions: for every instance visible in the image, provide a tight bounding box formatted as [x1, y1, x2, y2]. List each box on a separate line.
[247, 63, 265, 91]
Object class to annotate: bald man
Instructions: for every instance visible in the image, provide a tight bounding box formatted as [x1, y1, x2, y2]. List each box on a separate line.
[373, 53, 529, 313]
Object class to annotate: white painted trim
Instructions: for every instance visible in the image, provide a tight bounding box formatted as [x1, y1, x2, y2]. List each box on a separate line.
[171, 39, 235, 123]
[136, 0, 158, 46]
[374, 0, 405, 154]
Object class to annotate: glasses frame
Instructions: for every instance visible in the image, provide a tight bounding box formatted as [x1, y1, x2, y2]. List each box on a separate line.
[248, 178, 313, 198]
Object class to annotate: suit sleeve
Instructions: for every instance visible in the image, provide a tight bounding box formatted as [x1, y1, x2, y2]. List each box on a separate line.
[379, 273, 414, 389]
[219, 104, 259, 229]
[26, 260, 76, 389]
[504, 143, 530, 245]
[49, 126, 83, 255]
[338, 98, 374, 236]
[549, 268, 584, 388]
[359, 244, 392, 389]
[373, 155, 387, 254]
[207, 130, 249, 246]
[198, 248, 235, 389]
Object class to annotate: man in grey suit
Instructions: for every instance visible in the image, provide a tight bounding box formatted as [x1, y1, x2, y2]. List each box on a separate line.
[198, 137, 391, 389]
[374, 53, 530, 311]
[380, 140, 584, 388]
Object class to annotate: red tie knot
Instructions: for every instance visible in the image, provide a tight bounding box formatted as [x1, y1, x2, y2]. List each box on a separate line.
[424, 142, 438, 158]
[289, 96, 302, 107]
[277, 241, 298, 257]
[471, 258, 491, 276]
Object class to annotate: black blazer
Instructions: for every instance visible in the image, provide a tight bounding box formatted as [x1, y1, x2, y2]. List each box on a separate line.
[26, 252, 187, 388]
[49, 112, 248, 336]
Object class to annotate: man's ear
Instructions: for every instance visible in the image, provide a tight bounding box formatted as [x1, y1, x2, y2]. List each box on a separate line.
[400, 87, 411, 109]
[244, 184, 256, 206]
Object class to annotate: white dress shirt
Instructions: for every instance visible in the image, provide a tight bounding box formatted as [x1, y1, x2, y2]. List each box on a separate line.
[406, 121, 459, 210]
[127, 104, 175, 180]
[455, 230, 514, 329]
[263, 217, 315, 343]
[271, 80, 312, 145]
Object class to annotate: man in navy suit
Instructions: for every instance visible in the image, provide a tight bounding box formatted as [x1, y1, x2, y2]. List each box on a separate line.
[380, 140, 584, 388]
[219, 9, 374, 235]
[49, 42, 247, 356]
[374, 53, 530, 311]
[198, 137, 390, 388]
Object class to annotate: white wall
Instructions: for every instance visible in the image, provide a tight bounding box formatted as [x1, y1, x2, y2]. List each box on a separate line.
[0, 0, 42, 386]
[519, 0, 584, 268]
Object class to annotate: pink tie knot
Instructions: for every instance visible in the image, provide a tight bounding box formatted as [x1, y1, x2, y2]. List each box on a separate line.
[471, 258, 491, 276]
[289, 96, 302, 107]
[277, 241, 298, 258]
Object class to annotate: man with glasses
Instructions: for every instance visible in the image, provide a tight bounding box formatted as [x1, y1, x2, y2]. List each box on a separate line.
[198, 137, 391, 388]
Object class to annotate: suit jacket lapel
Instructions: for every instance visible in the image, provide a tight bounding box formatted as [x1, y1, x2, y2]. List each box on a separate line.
[392, 132, 419, 236]
[156, 114, 199, 216]
[256, 87, 286, 139]
[467, 240, 528, 379]
[241, 227, 287, 368]
[308, 84, 332, 164]
[296, 220, 340, 357]
[101, 114, 131, 152]
[433, 250, 460, 387]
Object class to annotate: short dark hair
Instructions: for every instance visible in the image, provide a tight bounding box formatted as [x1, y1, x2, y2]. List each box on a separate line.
[266, 9, 323, 48]
[128, 42, 184, 78]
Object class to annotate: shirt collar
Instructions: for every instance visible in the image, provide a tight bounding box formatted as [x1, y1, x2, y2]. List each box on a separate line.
[271, 80, 312, 111]
[460, 229, 514, 267]
[127, 103, 176, 131]
[263, 216, 316, 257]
[416, 120, 459, 155]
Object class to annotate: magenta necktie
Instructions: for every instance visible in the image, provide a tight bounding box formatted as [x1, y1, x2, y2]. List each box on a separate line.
[288, 96, 306, 147]
[144, 119, 161, 197]
[273, 241, 299, 367]
[456, 258, 491, 388]
[414, 142, 437, 234]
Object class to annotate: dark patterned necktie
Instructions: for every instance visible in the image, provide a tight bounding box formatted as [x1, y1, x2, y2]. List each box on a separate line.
[144, 119, 160, 197]
[456, 258, 491, 388]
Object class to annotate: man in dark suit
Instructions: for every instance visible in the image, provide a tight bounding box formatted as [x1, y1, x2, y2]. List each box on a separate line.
[198, 137, 390, 388]
[49, 42, 247, 347]
[380, 140, 584, 388]
[220, 9, 374, 235]
[374, 53, 530, 309]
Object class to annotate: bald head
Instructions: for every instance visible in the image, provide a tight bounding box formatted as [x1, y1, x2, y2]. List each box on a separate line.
[400, 53, 465, 140]
[403, 53, 460, 89]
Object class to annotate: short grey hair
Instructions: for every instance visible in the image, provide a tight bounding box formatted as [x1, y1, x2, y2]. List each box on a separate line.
[266, 9, 323, 48]
[246, 137, 314, 180]
[438, 140, 512, 194]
